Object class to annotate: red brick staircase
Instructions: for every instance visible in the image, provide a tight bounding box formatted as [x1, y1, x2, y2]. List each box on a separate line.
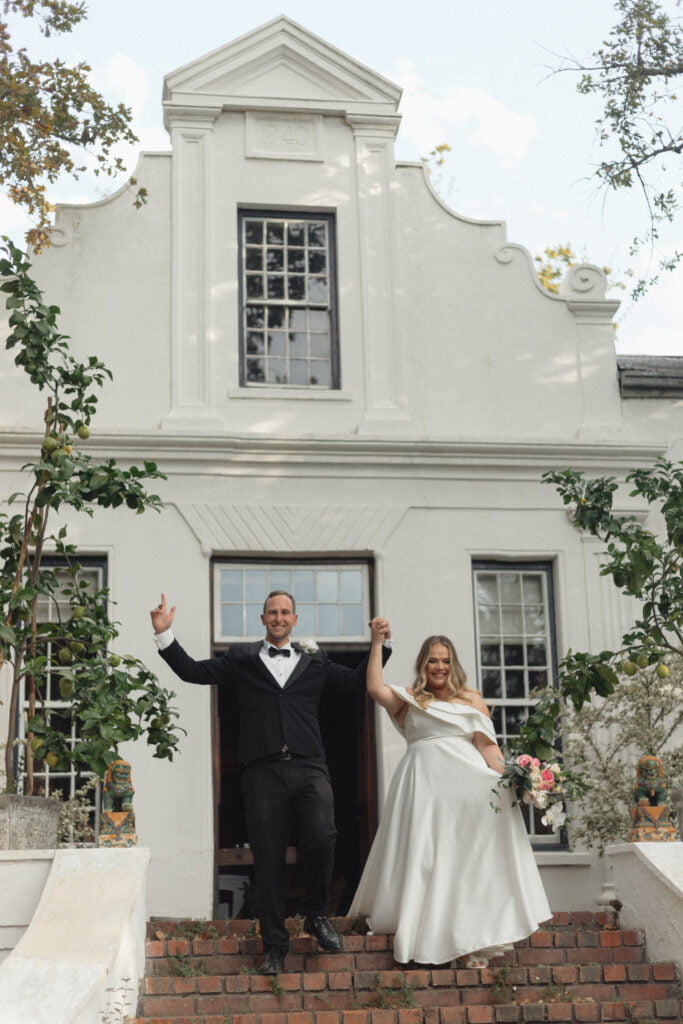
[129, 911, 682, 1024]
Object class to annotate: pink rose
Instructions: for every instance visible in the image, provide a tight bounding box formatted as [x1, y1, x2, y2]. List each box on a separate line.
[517, 755, 532, 768]
[540, 769, 555, 790]
[530, 758, 541, 768]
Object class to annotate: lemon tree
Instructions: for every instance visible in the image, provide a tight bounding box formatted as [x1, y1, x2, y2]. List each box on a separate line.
[515, 459, 683, 759]
[0, 239, 183, 792]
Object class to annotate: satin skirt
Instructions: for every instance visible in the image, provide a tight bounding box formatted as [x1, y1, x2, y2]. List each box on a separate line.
[350, 724, 551, 964]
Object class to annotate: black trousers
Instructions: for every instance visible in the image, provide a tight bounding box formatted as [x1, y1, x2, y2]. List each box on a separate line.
[240, 756, 337, 952]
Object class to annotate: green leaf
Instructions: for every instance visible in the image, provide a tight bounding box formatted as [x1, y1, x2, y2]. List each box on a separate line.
[0, 623, 17, 644]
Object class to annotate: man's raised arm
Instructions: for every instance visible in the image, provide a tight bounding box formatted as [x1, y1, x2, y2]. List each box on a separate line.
[150, 593, 226, 686]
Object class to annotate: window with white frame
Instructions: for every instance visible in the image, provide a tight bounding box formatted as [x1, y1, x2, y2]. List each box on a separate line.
[239, 211, 339, 389]
[19, 557, 104, 840]
[213, 561, 370, 644]
[473, 560, 559, 843]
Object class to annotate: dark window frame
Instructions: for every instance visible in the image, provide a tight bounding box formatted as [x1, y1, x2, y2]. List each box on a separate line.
[472, 558, 565, 849]
[16, 554, 107, 839]
[211, 554, 373, 650]
[237, 209, 340, 390]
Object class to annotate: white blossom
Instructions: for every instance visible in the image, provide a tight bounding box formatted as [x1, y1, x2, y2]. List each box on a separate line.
[541, 802, 567, 831]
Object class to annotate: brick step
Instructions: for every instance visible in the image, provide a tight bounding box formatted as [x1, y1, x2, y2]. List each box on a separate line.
[143, 931, 659, 976]
[146, 912, 620, 941]
[128, 997, 683, 1022]
[132, 914, 682, 1024]
[135, 962, 681, 1018]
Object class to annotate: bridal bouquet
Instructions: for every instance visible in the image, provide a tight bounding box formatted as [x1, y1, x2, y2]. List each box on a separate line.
[493, 754, 581, 831]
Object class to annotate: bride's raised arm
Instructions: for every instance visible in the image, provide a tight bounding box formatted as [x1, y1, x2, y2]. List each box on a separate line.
[366, 618, 405, 714]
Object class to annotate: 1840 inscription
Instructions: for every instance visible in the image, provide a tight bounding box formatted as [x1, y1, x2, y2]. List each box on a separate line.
[245, 113, 323, 161]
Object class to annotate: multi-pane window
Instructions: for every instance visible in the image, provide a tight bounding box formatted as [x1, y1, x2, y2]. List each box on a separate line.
[239, 211, 338, 389]
[473, 561, 559, 844]
[18, 557, 104, 840]
[213, 562, 369, 643]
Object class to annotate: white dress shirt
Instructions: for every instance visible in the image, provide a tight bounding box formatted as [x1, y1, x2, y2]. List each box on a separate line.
[259, 640, 301, 687]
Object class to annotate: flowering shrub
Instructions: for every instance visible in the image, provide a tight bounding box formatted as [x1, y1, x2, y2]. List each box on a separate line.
[494, 754, 588, 832]
[561, 657, 683, 850]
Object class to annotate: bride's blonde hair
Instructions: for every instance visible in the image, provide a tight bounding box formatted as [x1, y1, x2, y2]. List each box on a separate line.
[413, 635, 468, 707]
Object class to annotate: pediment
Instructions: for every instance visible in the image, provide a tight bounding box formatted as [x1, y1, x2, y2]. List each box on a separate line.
[163, 16, 401, 119]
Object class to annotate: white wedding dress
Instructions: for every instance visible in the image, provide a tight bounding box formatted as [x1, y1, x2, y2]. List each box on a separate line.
[349, 687, 552, 965]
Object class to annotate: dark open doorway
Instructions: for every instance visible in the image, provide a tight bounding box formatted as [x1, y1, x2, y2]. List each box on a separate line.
[214, 647, 376, 920]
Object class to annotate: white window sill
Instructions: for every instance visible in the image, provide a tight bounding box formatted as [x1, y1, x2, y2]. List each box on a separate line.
[535, 851, 593, 867]
[228, 387, 353, 401]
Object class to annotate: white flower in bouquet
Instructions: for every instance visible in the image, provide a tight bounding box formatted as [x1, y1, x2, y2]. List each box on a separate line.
[541, 802, 567, 831]
[524, 788, 550, 809]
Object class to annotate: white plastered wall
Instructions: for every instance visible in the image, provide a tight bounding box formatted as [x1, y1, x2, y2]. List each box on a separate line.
[2, 16, 683, 920]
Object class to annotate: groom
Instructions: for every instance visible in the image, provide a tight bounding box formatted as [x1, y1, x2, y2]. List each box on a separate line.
[150, 590, 391, 975]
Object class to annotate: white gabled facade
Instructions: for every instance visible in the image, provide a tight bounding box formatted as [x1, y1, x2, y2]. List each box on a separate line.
[2, 16, 681, 921]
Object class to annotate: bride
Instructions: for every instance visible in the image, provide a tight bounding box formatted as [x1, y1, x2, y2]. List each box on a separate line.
[349, 620, 551, 967]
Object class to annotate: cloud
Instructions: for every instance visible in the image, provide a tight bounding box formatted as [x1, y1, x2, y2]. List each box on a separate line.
[615, 255, 683, 355]
[87, 54, 169, 182]
[389, 60, 538, 165]
[102, 54, 170, 154]
[0, 196, 31, 246]
[99, 54, 150, 118]
[526, 201, 573, 222]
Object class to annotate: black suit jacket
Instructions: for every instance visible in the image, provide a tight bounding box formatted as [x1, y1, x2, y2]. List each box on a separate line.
[160, 639, 391, 764]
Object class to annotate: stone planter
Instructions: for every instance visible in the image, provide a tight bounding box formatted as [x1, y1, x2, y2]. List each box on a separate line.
[0, 795, 60, 850]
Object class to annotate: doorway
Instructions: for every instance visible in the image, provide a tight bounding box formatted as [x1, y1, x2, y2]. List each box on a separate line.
[214, 647, 377, 920]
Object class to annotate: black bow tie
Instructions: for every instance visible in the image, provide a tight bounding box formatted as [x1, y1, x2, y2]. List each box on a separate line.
[268, 646, 291, 657]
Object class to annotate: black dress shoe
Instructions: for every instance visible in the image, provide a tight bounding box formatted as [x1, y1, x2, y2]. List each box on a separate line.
[260, 949, 286, 974]
[305, 914, 343, 952]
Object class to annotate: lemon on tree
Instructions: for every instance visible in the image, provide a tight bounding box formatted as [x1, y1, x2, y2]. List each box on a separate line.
[59, 678, 75, 699]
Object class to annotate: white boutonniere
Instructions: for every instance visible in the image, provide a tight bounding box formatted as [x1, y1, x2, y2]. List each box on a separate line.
[297, 638, 319, 654]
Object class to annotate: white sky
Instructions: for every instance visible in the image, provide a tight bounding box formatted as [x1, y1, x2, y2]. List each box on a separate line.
[3, 0, 682, 355]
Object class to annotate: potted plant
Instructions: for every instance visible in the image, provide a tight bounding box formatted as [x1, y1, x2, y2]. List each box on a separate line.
[0, 239, 183, 848]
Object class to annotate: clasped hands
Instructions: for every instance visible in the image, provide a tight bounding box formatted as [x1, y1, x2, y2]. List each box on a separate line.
[369, 616, 391, 643]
